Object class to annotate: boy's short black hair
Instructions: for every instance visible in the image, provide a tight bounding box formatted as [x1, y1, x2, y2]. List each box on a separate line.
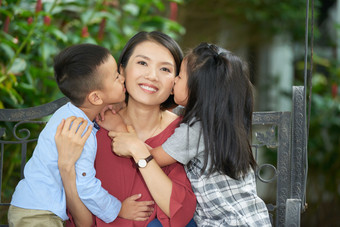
[54, 43, 111, 106]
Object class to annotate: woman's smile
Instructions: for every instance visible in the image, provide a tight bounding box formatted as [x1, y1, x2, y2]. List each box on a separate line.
[139, 83, 159, 93]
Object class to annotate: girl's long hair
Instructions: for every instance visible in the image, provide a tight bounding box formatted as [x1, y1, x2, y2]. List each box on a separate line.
[182, 43, 256, 179]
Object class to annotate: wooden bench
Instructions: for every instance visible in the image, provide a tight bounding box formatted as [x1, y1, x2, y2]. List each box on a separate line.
[0, 86, 307, 226]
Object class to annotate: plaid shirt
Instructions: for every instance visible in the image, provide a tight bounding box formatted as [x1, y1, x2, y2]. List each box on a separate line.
[185, 158, 272, 227]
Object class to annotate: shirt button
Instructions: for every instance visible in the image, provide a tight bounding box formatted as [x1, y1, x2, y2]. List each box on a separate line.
[82, 172, 86, 176]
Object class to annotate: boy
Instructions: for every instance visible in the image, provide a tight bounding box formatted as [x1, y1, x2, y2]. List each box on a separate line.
[8, 44, 126, 226]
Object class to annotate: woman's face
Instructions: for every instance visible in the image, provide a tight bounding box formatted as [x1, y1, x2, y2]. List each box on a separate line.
[122, 41, 176, 107]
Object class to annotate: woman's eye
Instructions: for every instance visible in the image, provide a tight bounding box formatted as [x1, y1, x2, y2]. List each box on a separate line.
[161, 67, 171, 73]
[137, 61, 147, 66]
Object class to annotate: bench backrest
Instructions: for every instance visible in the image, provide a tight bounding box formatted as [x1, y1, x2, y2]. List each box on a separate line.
[0, 87, 307, 226]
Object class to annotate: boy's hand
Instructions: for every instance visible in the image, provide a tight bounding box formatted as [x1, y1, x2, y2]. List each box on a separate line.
[109, 126, 146, 158]
[96, 102, 126, 122]
[118, 194, 154, 221]
[55, 116, 92, 171]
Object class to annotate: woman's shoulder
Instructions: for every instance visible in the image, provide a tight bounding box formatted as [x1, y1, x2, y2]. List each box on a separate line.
[162, 110, 180, 126]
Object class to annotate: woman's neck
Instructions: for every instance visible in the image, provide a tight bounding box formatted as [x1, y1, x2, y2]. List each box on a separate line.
[121, 100, 164, 142]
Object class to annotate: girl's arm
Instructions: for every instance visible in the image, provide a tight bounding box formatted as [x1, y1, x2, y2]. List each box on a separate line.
[148, 146, 177, 167]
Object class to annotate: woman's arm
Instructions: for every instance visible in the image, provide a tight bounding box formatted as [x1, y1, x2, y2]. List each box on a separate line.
[109, 126, 182, 217]
[55, 117, 93, 227]
[56, 117, 154, 224]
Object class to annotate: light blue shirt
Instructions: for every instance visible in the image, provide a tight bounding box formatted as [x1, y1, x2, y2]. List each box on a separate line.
[11, 102, 121, 223]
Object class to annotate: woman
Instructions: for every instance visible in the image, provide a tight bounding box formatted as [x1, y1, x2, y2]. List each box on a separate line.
[56, 31, 197, 227]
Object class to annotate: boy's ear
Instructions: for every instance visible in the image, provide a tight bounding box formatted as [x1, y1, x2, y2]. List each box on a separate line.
[88, 90, 103, 106]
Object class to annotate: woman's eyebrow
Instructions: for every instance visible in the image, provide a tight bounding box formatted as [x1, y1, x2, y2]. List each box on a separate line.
[135, 55, 174, 67]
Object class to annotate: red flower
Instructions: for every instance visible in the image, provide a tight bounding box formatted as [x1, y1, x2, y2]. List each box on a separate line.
[82, 26, 89, 37]
[35, 0, 42, 13]
[98, 18, 106, 40]
[3, 16, 10, 33]
[27, 17, 33, 25]
[169, 2, 178, 21]
[331, 83, 338, 98]
[44, 16, 51, 25]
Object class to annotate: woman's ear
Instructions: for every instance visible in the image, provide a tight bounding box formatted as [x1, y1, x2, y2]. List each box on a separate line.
[88, 90, 104, 106]
[119, 65, 125, 76]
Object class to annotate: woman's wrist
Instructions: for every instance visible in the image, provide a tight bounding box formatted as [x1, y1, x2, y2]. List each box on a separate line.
[130, 142, 152, 162]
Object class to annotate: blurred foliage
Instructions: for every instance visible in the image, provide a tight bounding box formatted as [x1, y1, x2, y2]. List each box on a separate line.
[182, 0, 320, 44]
[0, 0, 184, 222]
[0, 0, 184, 109]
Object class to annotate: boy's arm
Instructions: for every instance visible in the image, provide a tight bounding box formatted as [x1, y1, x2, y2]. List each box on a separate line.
[56, 117, 153, 223]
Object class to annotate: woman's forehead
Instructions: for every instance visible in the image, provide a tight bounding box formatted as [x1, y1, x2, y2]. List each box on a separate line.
[131, 41, 175, 63]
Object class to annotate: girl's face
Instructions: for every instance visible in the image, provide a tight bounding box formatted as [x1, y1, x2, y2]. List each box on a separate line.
[122, 41, 176, 107]
[173, 58, 188, 106]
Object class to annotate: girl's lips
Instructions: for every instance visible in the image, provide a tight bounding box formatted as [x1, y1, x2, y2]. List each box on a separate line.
[139, 83, 158, 93]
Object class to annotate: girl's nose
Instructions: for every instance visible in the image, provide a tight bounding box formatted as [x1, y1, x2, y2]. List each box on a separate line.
[174, 76, 179, 84]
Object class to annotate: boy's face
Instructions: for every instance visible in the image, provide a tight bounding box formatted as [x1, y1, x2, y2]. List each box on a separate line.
[173, 58, 188, 106]
[98, 55, 126, 104]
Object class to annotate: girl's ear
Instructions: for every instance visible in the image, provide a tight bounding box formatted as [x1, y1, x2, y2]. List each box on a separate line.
[87, 90, 103, 106]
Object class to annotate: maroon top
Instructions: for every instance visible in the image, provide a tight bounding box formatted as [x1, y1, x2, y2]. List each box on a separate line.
[66, 117, 196, 227]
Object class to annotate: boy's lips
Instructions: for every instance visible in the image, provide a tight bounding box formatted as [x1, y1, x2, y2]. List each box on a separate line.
[139, 83, 158, 93]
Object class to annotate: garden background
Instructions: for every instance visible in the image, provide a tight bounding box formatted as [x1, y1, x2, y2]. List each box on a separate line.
[0, 0, 339, 226]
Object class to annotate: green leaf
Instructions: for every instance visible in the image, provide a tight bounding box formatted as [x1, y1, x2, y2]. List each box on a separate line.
[123, 4, 140, 16]
[8, 58, 27, 74]
[0, 43, 15, 59]
[51, 28, 68, 42]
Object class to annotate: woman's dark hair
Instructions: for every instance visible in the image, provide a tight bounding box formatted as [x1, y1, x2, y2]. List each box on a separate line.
[182, 43, 256, 179]
[118, 31, 183, 110]
[54, 43, 111, 106]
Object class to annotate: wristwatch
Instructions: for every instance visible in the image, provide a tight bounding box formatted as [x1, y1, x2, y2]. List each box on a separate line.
[136, 155, 154, 168]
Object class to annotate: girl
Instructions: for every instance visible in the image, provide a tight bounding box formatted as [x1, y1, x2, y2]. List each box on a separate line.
[110, 43, 272, 226]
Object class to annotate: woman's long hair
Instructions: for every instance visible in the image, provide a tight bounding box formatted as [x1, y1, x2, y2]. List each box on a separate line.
[182, 43, 256, 179]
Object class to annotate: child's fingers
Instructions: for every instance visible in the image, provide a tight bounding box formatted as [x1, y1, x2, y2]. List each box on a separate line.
[127, 194, 142, 201]
[126, 125, 135, 133]
[108, 131, 120, 138]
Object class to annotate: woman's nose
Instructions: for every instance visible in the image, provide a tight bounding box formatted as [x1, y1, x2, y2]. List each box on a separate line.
[144, 69, 158, 81]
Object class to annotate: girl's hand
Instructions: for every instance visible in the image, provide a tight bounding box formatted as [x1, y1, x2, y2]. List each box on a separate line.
[109, 126, 148, 158]
[55, 116, 92, 171]
[119, 194, 154, 221]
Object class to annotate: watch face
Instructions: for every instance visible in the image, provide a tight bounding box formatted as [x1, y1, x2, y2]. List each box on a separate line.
[138, 159, 147, 168]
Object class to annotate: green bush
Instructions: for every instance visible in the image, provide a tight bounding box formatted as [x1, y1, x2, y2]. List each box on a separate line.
[0, 0, 185, 109]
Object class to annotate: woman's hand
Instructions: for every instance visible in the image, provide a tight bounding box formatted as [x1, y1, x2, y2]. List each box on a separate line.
[55, 116, 92, 171]
[119, 194, 154, 221]
[109, 126, 149, 159]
